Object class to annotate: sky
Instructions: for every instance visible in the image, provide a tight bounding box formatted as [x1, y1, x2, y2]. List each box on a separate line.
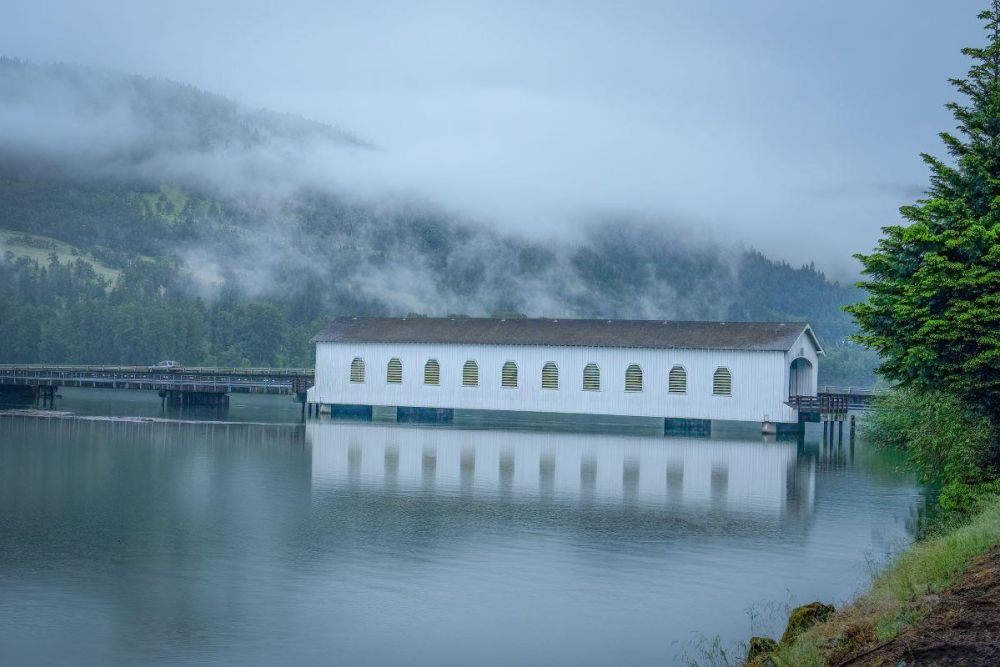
[0, 0, 988, 276]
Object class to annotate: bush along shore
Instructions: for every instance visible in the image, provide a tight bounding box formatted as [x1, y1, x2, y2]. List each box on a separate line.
[738, 4, 1000, 663]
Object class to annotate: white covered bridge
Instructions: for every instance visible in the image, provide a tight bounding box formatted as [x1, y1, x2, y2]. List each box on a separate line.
[307, 317, 822, 433]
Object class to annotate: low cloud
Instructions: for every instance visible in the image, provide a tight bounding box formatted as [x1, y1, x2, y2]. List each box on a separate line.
[1, 0, 977, 280]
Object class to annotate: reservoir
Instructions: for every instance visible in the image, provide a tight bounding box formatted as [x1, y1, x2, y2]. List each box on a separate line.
[0, 389, 921, 665]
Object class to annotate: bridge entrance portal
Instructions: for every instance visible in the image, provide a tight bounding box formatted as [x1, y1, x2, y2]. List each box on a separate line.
[789, 357, 814, 397]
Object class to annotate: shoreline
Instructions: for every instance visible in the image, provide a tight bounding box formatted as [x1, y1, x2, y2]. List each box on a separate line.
[749, 497, 1000, 665]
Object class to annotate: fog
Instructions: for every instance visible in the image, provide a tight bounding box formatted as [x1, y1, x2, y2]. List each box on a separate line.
[0, 0, 986, 276]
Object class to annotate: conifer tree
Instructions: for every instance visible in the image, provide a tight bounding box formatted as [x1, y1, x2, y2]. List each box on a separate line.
[848, 1, 1000, 422]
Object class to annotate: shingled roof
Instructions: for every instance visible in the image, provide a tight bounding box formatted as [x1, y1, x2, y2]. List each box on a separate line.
[311, 317, 823, 353]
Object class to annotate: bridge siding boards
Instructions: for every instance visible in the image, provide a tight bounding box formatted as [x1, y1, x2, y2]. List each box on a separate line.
[311, 319, 824, 426]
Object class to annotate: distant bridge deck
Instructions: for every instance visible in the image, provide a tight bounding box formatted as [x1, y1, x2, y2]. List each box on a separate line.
[0, 365, 314, 396]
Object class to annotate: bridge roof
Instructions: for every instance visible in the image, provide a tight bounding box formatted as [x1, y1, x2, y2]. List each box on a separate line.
[312, 317, 823, 353]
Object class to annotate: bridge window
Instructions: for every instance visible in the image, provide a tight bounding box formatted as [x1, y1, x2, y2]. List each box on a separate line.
[668, 366, 687, 394]
[350, 358, 366, 383]
[625, 364, 643, 392]
[541, 362, 559, 389]
[387, 358, 402, 384]
[583, 363, 600, 391]
[501, 361, 518, 388]
[424, 359, 440, 385]
[463, 360, 479, 387]
[713, 367, 732, 396]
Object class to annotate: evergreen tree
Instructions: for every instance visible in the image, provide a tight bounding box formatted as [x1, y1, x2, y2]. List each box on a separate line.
[848, 2, 1000, 421]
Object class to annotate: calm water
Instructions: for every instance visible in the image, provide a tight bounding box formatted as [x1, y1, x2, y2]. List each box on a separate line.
[0, 389, 921, 666]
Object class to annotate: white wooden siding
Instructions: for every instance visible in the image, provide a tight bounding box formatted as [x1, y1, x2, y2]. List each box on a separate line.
[314, 338, 820, 423]
[783, 330, 820, 398]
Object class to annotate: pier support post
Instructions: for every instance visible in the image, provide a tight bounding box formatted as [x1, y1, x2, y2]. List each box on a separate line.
[159, 389, 229, 409]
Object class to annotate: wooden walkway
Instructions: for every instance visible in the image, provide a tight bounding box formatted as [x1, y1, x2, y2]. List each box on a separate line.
[788, 386, 880, 423]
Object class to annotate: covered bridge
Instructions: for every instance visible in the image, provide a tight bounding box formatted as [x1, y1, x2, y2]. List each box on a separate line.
[308, 317, 822, 431]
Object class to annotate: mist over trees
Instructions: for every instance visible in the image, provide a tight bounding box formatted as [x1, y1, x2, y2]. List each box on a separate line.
[0, 58, 872, 384]
[850, 2, 1000, 422]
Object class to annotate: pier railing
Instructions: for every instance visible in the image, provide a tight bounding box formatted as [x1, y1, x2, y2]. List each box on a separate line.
[789, 386, 881, 415]
[817, 386, 881, 397]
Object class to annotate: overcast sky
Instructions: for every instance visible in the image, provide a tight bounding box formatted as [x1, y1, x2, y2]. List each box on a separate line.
[1, 0, 987, 276]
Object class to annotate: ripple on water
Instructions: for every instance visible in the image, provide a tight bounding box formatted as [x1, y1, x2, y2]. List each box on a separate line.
[0, 409, 920, 666]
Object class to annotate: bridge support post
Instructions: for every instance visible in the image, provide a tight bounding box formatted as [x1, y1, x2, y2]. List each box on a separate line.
[36, 385, 57, 408]
[159, 389, 229, 409]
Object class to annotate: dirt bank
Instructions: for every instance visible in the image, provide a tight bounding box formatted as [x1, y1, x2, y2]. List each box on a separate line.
[841, 547, 1000, 666]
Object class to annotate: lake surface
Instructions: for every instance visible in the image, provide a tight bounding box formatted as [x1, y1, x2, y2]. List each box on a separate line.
[0, 389, 921, 666]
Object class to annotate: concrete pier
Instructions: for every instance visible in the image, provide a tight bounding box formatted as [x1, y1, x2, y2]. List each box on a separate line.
[664, 418, 711, 437]
[397, 407, 454, 424]
[159, 389, 230, 408]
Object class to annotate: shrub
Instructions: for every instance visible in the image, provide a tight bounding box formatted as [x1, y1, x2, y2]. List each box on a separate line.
[864, 389, 998, 514]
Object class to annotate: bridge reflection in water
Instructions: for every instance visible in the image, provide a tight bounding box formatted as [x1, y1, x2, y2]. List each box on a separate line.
[307, 422, 816, 520]
[0, 408, 917, 666]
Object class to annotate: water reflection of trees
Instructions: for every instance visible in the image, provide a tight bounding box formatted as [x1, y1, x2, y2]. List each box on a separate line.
[0, 414, 309, 662]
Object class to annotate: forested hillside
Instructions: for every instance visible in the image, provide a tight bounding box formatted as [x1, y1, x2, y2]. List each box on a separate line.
[0, 58, 875, 384]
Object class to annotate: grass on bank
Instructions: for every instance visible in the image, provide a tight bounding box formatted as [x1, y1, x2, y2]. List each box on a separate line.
[772, 494, 1000, 666]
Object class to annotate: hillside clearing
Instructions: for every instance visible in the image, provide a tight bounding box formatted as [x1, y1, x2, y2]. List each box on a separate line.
[0, 228, 122, 282]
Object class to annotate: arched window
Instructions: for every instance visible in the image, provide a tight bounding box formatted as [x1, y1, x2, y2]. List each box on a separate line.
[501, 361, 518, 388]
[463, 360, 479, 387]
[583, 363, 600, 391]
[541, 362, 559, 389]
[713, 367, 732, 396]
[424, 359, 440, 385]
[386, 358, 402, 384]
[668, 365, 687, 394]
[625, 364, 643, 392]
[350, 358, 365, 383]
